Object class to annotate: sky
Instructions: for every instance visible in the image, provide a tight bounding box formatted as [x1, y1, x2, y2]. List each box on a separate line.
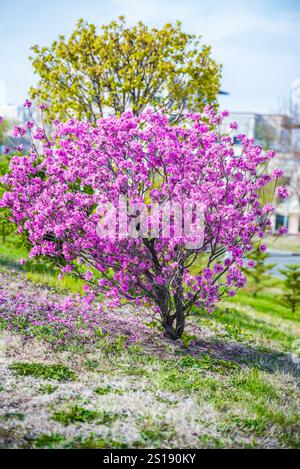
[0, 0, 300, 113]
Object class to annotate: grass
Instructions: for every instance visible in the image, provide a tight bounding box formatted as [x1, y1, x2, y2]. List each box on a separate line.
[9, 362, 77, 381]
[26, 271, 84, 294]
[34, 433, 65, 449]
[178, 354, 239, 373]
[0, 412, 25, 421]
[34, 432, 129, 449]
[94, 385, 122, 395]
[227, 287, 299, 321]
[0, 239, 84, 294]
[51, 405, 117, 426]
[0, 238, 300, 448]
[267, 235, 300, 253]
[38, 384, 59, 395]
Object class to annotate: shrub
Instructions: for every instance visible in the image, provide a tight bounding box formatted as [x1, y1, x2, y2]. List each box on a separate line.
[0, 106, 284, 339]
[244, 243, 276, 297]
[279, 264, 300, 313]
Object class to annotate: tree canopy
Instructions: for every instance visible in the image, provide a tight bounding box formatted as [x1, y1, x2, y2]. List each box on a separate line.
[29, 17, 221, 123]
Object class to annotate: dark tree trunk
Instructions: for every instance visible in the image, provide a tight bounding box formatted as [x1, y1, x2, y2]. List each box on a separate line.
[154, 278, 185, 340]
[159, 293, 185, 340]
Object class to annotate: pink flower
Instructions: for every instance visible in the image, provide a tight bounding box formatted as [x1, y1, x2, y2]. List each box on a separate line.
[23, 99, 32, 108]
[272, 168, 283, 179]
[228, 290, 236, 297]
[278, 226, 288, 235]
[229, 121, 238, 130]
[19, 259, 27, 265]
[84, 271, 93, 281]
[277, 186, 288, 199]
[13, 125, 26, 137]
[262, 203, 274, 214]
[0, 106, 283, 337]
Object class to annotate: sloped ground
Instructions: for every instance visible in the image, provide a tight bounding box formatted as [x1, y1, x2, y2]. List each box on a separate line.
[0, 267, 300, 449]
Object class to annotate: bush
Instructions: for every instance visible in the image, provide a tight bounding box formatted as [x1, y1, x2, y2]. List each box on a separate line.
[0, 106, 285, 338]
[244, 243, 276, 296]
[279, 264, 300, 313]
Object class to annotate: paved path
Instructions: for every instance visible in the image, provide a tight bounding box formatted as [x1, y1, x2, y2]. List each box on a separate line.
[267, 249, 300, 278]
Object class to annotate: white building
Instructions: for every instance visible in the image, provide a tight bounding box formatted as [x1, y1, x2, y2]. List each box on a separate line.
[222, 111, 300, 234]
[0, 79, 20, 121]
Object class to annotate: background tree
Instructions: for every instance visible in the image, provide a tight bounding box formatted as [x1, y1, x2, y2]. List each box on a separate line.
[244, 244, 276, 297]
[279, 264, 300, 313]
[0, 117, 9, 147]
[29, 17, 221, 123]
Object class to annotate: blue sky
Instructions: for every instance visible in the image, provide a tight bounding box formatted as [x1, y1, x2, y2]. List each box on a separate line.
[0, 0, 300, 113]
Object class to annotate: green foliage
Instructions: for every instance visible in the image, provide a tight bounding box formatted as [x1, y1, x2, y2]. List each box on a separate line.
[0, 117, 10, 145]
[84, 358, 99, 370]
[38, 384, 58, 394]
[279, 264, 300, 313]
[51, 405, 117, 426]
[9, 362, 77, 381]
[180, 332, 197, 348]
[34, 433, 64, 448]
[0, 412, 25, 421]
[66, 434, 129, 449]
[94, 385, 122, 395]
[179, 354, 239, 373]
[244, 245, 276, 297]
[139, 416, 176, 447]
[29, 17, 221, 123]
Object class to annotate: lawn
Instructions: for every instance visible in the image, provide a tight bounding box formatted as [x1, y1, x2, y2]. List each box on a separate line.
[266, 235, 300, 253]
[0, 243, 299, 449]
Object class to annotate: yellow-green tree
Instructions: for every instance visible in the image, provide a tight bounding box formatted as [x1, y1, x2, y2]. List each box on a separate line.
[29, 17, 221, 123]
[0, 117, 9, 146]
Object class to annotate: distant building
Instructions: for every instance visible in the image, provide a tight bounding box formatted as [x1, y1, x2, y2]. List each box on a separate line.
[222, 111, 300, 235]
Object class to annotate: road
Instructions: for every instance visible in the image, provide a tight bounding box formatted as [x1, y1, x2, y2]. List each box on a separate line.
[266, 249, 300, 278]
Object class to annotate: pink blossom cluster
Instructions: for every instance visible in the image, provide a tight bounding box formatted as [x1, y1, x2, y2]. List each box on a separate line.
[0, 106, 285, 337]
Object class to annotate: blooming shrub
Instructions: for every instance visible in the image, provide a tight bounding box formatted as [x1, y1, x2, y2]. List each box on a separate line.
[0, 105, 286, 339]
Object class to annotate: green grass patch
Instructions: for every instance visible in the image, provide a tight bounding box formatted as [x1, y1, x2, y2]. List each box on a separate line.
[228, 289, 300, 322]
[51, 405, 117, 426]
[65, 434, 129, 449]
[0, 412, 25, 421]
[26, 271, 84, 294]
[9, 362, 76, 381]
[38, 384, 59, 394]
[34, 433, 65, 448]
[203, 307, 298, 351]
[94, 385, 122, 396]
[179, 354, 239, 373]
[138, 416, 176, 447]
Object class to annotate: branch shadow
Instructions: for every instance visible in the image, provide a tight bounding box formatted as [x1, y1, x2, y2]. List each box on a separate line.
[187, 338, 300, 377]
